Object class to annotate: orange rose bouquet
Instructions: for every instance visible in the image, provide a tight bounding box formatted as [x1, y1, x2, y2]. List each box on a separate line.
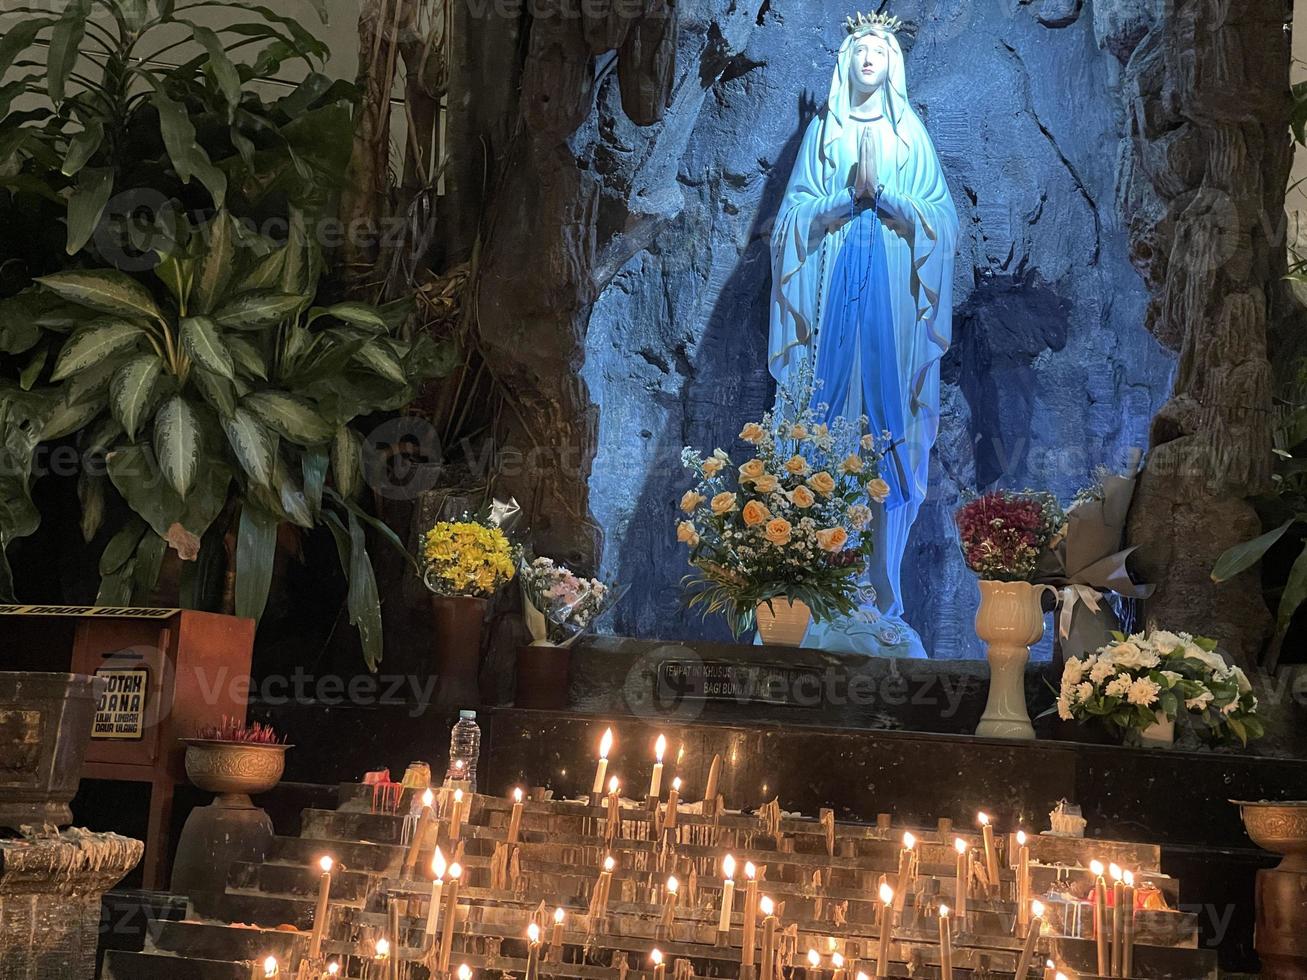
[676, 363, 893, 637]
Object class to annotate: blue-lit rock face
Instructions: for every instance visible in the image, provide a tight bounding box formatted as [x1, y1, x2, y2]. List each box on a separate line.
[580, 0, 1174, 657]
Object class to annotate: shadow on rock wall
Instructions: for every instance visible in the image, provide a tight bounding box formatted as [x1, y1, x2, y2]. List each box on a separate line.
[583, 0, 1174, 657]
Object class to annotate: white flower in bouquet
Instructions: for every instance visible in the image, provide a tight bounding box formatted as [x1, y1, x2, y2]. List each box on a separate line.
[1063, 656, 1087, 685]
[1148, 630, 1185, 654]
[1105, 675, 1132, 699]
[1182, 644, 1229, 677]
[1110, 640, 1160, 670]
[1089, 658, 1117, 685]
[1230, 665, 1253, 694]
[1075, 681, 1094, 703]
[1126, 676, 1161, 707]
[1185, 689, 1214, 711]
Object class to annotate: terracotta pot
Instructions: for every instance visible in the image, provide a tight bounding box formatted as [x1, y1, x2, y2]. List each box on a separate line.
[755, 598, 812, 646]
[0, 671, 106, 829]
[1235, 800, 1307, 979]
[515, 644, 572, 710]
[181, 739, 289, 806]
[974, 580, 1053, 740]
[430, 594, 488, 709]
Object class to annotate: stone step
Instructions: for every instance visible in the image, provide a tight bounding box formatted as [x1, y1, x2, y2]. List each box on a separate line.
[300, 807, 409, 845]
[273, 834, 403, 873]
[228, 860, 375, 905]
[216, 890, 315, 931]
[147, 920, 308, 962]
[102, 950, 262, 980]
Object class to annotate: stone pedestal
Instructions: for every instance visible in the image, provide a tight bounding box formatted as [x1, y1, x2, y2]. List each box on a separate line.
[0, 828, 142, 980]
[171, 799, 274, 919]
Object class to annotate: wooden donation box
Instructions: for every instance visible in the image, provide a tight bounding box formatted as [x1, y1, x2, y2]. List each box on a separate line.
[0, 605, 255, 887]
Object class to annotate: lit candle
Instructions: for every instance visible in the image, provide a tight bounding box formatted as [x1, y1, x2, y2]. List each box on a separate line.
[308, 855, 333, 960]
[449, 788, 466, 841]
[437, 862, 463, 973]
[759, 896, 778, 980]
[262, 955, 278, 977]
[525, 921, 541, 980]
[1043, 960, 1055, 980]
[507, 787, 525, 844]
[651, 948, 667, 980]
[664, 777, 682, 832]
[403, 789, 436, 876]
[953, 838, 969, 919]
[807, 948, 822, 979]
[1014, 900, 1045, 978]
[606, 775, 622, 834]
[1110, 862, 1124, 977]
[1016, 831, 1031, 933]
[593, 854, 616, 919]
[704, 753, 722, 814]
[457, 966, 472, 980]
[894, 832, 916, 912]
[324, 960, 339, 978]
[876, 882, 894, 978]
[938, 905, 953, 980]
[1090, 859, 1108, 977]
[1123, 870, 1136, 978]
[659, 875, 679, 936]
[831, 951, 846, 980]
[374, 938, 390, 965]
[649, 734, 666, 800]
[978, 812, 1000, 890]
[549, 907, 565, 961]
[741, 862, 759, 966]
[424, 848, 446, 942]
[592, 728, 613, 795]
[718, 854, 736, 934]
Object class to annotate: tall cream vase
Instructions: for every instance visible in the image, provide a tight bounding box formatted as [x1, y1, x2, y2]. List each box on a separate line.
[974, 580, 1054, 739]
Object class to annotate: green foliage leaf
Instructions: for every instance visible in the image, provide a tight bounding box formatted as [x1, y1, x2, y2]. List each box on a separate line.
[61, 117, 104, 177]
[132, 530, 167, 601]
[1212, 520, 1294, 582]
[352, 341, 407, 385]
[154, 253, 192, 306]
[110, 354, 164, 440]
[243, 389, 332, 444]
[331, 425, 361, 499]
[66, 165, 112, 254]
[1272, 538, 1307, 653]
[191, 24, 241, 120]
[40, 394, 103, 440]
[151, 83, 228, 208]
[211, 291, 304, 329]
[180, 315, 234, 379]
[46, 0, 89, 105]
[77, 470, 105, 542]
[226, 334, 268, 380]
[0, 20, 53, 78]
[222, 406, 274, 486]
[153, 395, 202, 497]
[37, 269, 164, 323]
[301, 447, 327, 518]
[234, 503, 277, 623]
[322, 509, 383, 670]
[189, 211, 235, 315]
[51, 319, 143, 381]
[191, 367, 237, 418]
[99, 519, 146, 577]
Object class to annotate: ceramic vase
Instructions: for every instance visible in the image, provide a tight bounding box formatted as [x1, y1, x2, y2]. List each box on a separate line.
[755, 598, 812, 646]
[1138, 710, 1175, 747]
[974, 580, 1051, 739]
[430, 594, 489, 709]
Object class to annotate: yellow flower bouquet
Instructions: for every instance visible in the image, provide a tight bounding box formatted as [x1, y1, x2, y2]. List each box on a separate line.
[421, 519, 517, 598]
[677, 363, 893, 637]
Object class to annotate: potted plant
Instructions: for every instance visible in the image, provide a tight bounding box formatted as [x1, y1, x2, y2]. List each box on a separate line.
[1054, 629, 1264, 748]
[676, 360, 892, 645]
[420, 512, 518, 707]
[516, 556, 621, 709]
[955, 490, 1065, 738]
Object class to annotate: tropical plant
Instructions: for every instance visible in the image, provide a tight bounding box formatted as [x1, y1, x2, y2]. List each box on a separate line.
[0, 207, 453, 669]
[0, 0, 353, 262]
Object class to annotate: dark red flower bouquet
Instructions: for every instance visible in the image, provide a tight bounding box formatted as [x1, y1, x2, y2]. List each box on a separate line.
[955, 490, 1066, 582]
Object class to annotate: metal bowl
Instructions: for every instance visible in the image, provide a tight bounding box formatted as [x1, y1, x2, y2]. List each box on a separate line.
[1232, 800, 1307, 872]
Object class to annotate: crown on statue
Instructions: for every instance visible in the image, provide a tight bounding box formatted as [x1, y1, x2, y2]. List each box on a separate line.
[844, 10, 904, 37]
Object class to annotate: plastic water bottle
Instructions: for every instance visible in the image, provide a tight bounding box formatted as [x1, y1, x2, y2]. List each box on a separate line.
[446, 710, 481, 793]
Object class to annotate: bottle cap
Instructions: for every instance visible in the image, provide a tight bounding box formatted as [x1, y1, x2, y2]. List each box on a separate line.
[459, 709, 477, 719]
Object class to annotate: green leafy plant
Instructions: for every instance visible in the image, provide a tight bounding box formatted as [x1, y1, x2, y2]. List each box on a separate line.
[0, 208, 453, 669]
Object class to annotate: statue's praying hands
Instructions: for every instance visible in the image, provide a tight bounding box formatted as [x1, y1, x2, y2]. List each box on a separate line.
[854, 126, 882, 202]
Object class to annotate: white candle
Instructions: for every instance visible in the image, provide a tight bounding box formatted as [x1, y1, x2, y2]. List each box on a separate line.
[1110, 863, 1125, 977]
[403, 789, 436, 876]
[649, 734, 666, 799]
[759, 896, 777, 980]
[507, 787, 525, 843]
[449, 788, 465, 841]
[741, 862, 759, 966]
[262, 955, 278, 977]
[938, 905, 953, 980]
[660, 875, 679, 934]
[895, 832, 916, 911]
[592, 728, 613, 795]
[1016, 830, 1031, 932]
[664, 777, 682, 832]
[437, 863, 462, 973]
[831, 951, 846, 980]
[325, 960, 339, 977]
[1123, 870, 1137, 979]
[651, 948, 666, 980]
[424, 848, 446, 939]
[549, 907, 565, 960]
[525, 922, 541, 980]
[1090, 860, 1108, 977]
[718, 854, 736, 933]
[876, 882, 894, 977]
[457, 966, 472, 980]
[1014, 900, 1044, 979]
[978, 812, 1000, 889]
[953, 838, 969, 919]
[593, 854, 616, 919]
[308, 855, 333, 960]
[807, 948, 822, 978]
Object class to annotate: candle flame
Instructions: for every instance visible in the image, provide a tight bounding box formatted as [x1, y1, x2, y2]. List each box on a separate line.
[432, 847, 447, 879]
[327, 962, 339, 976]
[667, 875, 679, 893]
[1109, 862, 1123, 882]
[457, 966, 472, 980]
[651, 949, 664, 966]
[513, 787, 524, 803]
[449, 862, 463, 880]
[1056, 974, 1070, 980]
[832, 952, 844, 968]
[1124, 870, 1134, 887]
[1090, 859, 1105, 876]
[902, 831, 916, 849]
[527, 922, 540, 943]
[655, 734, 666, 761]
[262, 955, 278, 977]
[857, 973, 871, 980]
[375, 938, 390, 958]
[453, 788, 464, 803]
[422, 788, 434, 807]
[744, 861, 756, 880]
[554, 907, 565, 924]
[672, 777, 682, 791]
[1017, 830, 1027, 846]
[454, 759, 465, 771]
[722, 853, 736, 879]
[879, 882, 894, 905]
[599, 728, 613, 759]
[603, 855, 616, 872]
[807, 949, 820, 967]
[1031, 899, 1045, 918]
[977, 811, 990, 826]
[954, 838, 967, 855]
[939, 904, 950, 918]
[318, 855, 333, 873]
[760, 896, 774, 916]
[608, 775, 620, 794]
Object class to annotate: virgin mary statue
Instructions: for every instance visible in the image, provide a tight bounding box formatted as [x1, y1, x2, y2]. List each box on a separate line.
[768, 12, 958, 658]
